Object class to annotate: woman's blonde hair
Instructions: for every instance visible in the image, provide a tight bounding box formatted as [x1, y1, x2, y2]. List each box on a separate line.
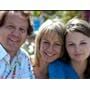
[34, 18, 65, 66]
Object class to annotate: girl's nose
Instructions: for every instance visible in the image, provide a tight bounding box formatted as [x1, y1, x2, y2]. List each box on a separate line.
[75, 45, 81, 52]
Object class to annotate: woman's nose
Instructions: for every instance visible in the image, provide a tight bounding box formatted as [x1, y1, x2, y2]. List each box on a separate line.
[47, 45, 53, 53]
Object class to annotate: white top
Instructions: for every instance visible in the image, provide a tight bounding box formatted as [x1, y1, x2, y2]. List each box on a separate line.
[0, 44, 35, 79]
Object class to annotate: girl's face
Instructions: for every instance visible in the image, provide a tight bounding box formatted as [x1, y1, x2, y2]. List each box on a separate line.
[66, 32, 90, 63]
[40, 31, 63, 63]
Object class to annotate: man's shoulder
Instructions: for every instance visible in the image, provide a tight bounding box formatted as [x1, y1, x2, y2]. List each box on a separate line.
[19, 48, 29, 58]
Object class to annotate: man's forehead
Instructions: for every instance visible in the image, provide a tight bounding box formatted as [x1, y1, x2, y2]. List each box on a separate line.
[6, 12, 27, 21]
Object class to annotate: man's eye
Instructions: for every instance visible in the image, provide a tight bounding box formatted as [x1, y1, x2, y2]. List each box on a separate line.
[20, 28, 26, 33]
[7, 25, 15, 29]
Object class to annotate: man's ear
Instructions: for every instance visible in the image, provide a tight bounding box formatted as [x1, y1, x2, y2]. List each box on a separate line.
[26, 35, 30, 40]
[0, 11, 6, 21]
[26, 35, 29, 39]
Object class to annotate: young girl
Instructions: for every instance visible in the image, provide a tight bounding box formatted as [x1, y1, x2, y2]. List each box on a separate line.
[49, 18, 90, 79]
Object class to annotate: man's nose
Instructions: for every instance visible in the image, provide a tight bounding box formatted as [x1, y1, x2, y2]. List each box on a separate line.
[12, 28, 21, 36]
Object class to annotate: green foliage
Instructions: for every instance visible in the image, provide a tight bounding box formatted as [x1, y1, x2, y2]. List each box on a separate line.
[40, 11, 80, 23]
[33, 11, 41, 17]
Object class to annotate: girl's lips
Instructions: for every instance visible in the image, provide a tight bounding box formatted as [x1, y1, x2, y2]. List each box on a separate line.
[74, 53, 83, 57]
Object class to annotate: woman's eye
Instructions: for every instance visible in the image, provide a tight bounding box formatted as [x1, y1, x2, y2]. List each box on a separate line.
[42, 41, 50, 46]
[43, 41, 49, 44]
[55, 43, 61, 46]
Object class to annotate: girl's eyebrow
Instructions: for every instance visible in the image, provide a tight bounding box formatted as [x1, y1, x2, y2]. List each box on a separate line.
[66, 40, 73, 43]
[80, 40, 87, 42]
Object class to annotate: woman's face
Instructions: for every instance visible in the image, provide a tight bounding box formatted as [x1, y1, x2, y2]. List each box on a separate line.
[40, 31, 63, 63]
[66, 32, 90, 62]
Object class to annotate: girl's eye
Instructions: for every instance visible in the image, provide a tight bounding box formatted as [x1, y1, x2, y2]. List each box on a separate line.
[68, 43, 75, 46]
[80, 42, 87, 45]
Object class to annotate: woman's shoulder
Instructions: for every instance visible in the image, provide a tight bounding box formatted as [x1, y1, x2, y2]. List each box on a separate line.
[48, 59, 66, 79]
[49, 58, 68, 67]
[48, 58, 66, 73]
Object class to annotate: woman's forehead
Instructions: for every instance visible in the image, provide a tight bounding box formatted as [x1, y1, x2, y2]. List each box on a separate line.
[42, 31, 59, 40]
[43, 30, 58, 36]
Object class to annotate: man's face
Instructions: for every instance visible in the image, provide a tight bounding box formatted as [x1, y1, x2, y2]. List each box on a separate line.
[0, 12, 28, 56]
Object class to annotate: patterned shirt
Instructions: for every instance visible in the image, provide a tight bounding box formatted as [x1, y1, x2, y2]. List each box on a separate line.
[0, 45, 35, 79]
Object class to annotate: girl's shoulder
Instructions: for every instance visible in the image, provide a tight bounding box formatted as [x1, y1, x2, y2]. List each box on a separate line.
[48, 59, 79, 79]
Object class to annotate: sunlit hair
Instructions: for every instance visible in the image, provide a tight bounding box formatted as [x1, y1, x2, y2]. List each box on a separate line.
[65, 18, 90, 37]
[64, 18, 90, 78]
[34, 18, 65, 66]
[0, 10, 33, 35]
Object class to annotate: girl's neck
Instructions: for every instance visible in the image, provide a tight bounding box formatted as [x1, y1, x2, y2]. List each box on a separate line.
[71, 60, 87, 79]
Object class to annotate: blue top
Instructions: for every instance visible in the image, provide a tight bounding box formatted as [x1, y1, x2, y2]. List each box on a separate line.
[48, 59, 79, 79]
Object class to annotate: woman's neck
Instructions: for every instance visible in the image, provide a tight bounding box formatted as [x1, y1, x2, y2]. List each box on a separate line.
[34, 58, 49, 79]
[71, 60, 87, 78]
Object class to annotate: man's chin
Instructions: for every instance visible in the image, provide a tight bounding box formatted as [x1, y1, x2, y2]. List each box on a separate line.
[8, 47, 18, 53]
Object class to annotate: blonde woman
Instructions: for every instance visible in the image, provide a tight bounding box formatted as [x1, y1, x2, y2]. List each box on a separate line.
[32, 19, 65, 79]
